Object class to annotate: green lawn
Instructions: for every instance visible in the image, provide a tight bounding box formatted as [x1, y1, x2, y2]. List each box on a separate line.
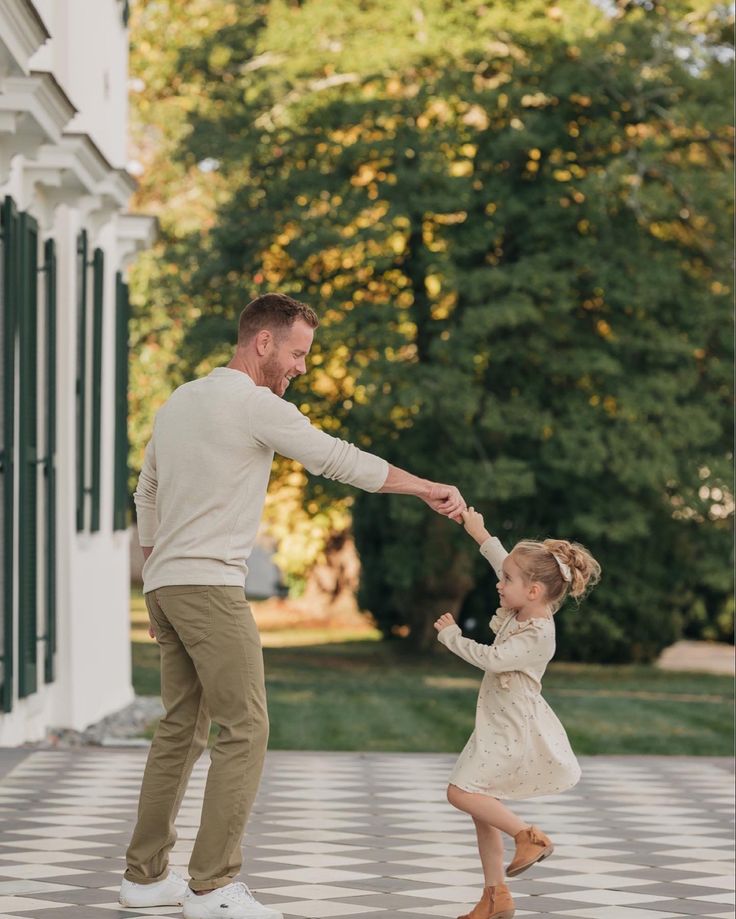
[131, 634, 734, 756]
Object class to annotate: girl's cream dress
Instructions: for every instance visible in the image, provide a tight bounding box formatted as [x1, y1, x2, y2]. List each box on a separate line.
[438, 536, 581, 800]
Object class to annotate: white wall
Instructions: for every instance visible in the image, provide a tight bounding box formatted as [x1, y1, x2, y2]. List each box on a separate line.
[0, 0, 153, 745]
[55, 207, 134, 733]
[30, 0, 128, 166]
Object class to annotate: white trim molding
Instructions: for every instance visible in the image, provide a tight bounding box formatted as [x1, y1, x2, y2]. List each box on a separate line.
[0, 70, 75, 183]
[116, 211, 158, 269]
[18, 132, 133, 230]
[0, 0, 49, 79]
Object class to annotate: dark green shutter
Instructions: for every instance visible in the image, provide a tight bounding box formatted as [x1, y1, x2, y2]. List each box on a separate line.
[18, 212, 38, 699]
[43, 239, 57, 684]
[75, 230, 88, 532]
[113, 272, 129, 531]
[0, 197, 18, 713]
[90, 248, 104, 532]
[1, 205, 57, 705]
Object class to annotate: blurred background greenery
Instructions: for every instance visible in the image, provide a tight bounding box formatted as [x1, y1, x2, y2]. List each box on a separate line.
[126, 0, 734, 665]
[132, 589, 734, 754]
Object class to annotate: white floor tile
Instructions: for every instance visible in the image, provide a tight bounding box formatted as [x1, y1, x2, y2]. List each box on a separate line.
[0, 750, 731, 919]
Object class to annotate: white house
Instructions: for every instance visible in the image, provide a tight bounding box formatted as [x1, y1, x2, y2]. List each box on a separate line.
[0, 0, 155, 745]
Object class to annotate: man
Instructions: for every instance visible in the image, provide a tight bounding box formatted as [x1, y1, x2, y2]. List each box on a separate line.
[119, 293, 466, 919]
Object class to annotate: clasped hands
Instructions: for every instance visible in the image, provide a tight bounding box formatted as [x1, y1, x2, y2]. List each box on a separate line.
[422, 482, 466, 522]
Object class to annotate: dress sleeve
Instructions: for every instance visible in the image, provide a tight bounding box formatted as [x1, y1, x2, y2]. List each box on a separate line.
[479, 536, 508, 579]
[134, 436, 158, 546]
[437, 622, 553, 673]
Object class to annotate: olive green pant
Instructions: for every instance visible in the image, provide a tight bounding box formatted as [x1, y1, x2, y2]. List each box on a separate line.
[124, 586, 269, 892]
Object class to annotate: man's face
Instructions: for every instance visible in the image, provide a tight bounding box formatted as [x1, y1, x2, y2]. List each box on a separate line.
[261, 319, 314, 397]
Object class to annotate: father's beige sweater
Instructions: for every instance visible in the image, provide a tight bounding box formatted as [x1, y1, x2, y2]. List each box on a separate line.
[134, 368, 388, 592]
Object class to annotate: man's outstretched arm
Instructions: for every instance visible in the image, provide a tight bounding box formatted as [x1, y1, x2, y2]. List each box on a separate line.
[250, 391, 466, 520]
[377, 464, 466, 522]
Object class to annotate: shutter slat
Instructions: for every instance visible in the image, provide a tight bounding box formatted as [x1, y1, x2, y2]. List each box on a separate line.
[113, 273, 129, 531]
[18, 212, 38, 699]
[75, 230, 88, 532]
[0, 197, 18, 713]
[90, 248, 103, 533]
[44, 238, 56, 684]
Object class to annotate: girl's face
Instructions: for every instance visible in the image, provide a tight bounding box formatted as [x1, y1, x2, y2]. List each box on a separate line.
[497, 554, 536, 611]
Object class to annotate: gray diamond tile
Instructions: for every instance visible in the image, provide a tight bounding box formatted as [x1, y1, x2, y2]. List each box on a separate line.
[0, 751, 730, 919]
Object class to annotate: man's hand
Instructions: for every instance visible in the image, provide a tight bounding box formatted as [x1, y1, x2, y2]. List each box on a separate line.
[423, 483, 467, 522]
[434, 612, 457, 633]
[461, 507, 492, 545]
[140, 546, 157, 639]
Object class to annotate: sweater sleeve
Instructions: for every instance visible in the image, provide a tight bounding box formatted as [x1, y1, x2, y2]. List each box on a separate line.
[133, 436, 158, 546]
[437, 623, 552, 673]
[478, 536, 508, 578]
[250, 389, 389, 492]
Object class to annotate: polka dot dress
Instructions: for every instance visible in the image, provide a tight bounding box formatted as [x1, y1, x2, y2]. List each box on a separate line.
[437, 537, 581, 801]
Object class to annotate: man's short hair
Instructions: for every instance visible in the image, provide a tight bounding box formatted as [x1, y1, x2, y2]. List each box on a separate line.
[237, 293, 319, 344]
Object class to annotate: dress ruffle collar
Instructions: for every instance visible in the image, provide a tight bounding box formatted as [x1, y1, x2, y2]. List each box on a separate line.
[490, 607, 553, 637]
[489, 607, 514, 634]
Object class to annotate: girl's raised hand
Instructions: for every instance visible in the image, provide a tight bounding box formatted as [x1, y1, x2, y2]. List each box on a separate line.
[434, 612, 457, 633]
[461, 507, 492, 545]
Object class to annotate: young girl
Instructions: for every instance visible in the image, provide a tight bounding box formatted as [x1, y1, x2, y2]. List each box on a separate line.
[434, 508, 601, 919]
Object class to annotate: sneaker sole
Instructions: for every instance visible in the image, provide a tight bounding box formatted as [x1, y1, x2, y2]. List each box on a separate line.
[505, 844, 554, 877]
[183, 908, 282, 919]
[119, 897, 187, 907]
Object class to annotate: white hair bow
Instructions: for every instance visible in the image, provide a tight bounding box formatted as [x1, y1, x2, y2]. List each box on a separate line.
[552, 553, 572, 582]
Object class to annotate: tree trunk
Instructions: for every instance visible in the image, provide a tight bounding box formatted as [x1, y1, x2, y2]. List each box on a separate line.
[404, 516, 475, 652]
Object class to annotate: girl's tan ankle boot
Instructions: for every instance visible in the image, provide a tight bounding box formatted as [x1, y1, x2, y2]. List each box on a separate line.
[458, 882, 515, 919]
[506, 824, 554, 877]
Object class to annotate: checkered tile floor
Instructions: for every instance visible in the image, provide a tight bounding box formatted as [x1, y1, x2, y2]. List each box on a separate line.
[0, 750, 732, 919]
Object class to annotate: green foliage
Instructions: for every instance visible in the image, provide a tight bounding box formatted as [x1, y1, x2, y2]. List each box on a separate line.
[129, 0, 734, 659]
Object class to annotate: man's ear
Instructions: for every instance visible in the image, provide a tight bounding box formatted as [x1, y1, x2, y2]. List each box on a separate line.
[254, 329, 272, 356]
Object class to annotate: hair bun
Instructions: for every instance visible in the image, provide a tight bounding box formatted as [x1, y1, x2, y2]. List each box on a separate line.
[543, 539, 601, 599]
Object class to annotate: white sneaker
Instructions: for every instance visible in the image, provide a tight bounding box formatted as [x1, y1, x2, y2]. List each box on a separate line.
[119, 869, 191, 907]
[183, 882, 283, 919]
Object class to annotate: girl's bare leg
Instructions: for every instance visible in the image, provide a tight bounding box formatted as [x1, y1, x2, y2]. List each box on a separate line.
[473, 818, 505, 886]
[447, 784, 527, 837]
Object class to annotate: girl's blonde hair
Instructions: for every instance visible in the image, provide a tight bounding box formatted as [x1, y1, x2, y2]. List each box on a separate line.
[510, 539, 601, 612]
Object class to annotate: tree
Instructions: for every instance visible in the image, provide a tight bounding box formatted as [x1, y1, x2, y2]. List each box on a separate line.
[126, 1, 352, 590]
[129, 0, 734, 658]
